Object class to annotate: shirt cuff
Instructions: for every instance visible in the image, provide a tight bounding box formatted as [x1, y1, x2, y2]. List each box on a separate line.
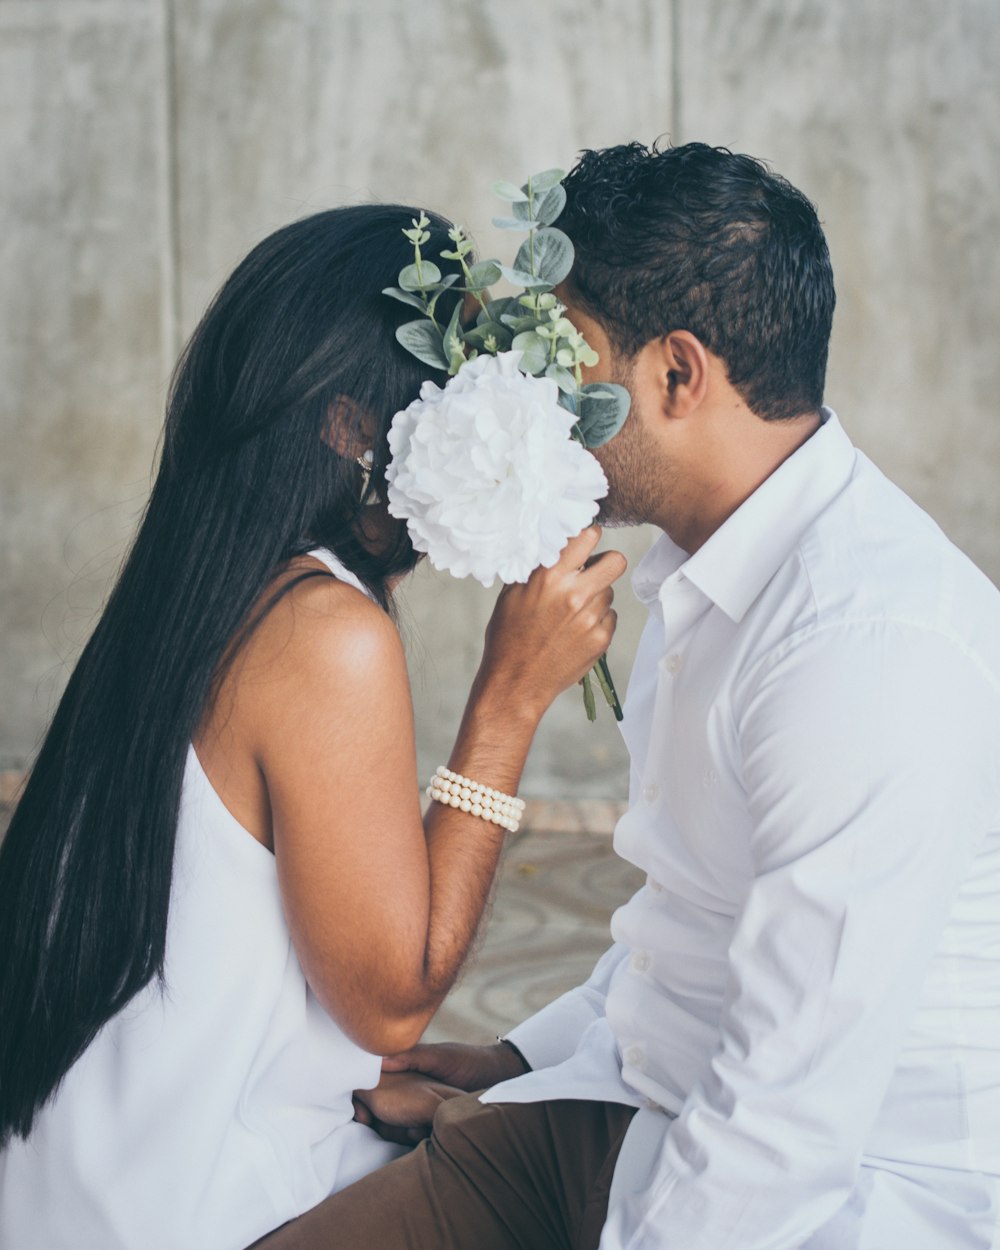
[503, 988, 605, 1072]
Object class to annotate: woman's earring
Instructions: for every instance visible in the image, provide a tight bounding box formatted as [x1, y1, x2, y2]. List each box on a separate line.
[356, 450, 376, 503]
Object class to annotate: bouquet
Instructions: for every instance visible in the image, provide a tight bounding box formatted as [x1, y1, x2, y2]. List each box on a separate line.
[383, 173, 630, 722]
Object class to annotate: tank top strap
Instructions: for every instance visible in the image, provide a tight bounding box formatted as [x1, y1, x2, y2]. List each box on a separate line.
[305, 547, 374, 601]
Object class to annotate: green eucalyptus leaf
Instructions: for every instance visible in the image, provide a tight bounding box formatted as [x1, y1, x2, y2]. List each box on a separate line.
[466, 260, 503, 290]
[576, 382, 632, 448]
[492, 215, 536, 232]
[492, 179, 529, 203]
[495, 261, 542, 287]
[425, 271, 462, 320]
[398, 265, 423, 293]
[396, 320, 449, 370]
[382, 286, 428, 311]
[511, 236, 534, 275]
[420, 261, 443, 286]
[484, 296, 518, 323]
[580, 384, 626, 400]
[462, 321, 513, 352]
[510, 231, 573, 286]
[512, 330, 549, 375]
[443, 296, 462, 343]
[445, 229, 474, 257]
[500, 313, 542, 334]
[398, 261, 442, 292]
[558, 391, 578, 417]
[534, 184, 567, 226]
[545, 362, 578, 395]
[532, 228, 575, 286]
[443, 299, 466, 375]
[524, 168, 565, 195]
[426, 271, 461, 312]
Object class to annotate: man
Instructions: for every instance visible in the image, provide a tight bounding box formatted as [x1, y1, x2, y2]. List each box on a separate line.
[255, 143, 1000, 1249]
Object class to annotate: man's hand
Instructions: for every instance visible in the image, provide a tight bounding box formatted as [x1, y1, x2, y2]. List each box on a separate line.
[352, 1071, 465, 1145]
[380, 1040, 530, 1091]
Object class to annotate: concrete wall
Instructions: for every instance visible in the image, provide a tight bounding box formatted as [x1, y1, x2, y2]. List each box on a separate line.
[2, 0, 998, 796]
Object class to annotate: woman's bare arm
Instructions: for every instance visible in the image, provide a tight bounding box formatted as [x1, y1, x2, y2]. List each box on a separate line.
[240, 528, 625, 1054]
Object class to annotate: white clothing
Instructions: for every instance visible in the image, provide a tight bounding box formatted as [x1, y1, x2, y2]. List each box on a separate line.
[0, 549, 403, 1250]
[485, 412, 1000, 1249]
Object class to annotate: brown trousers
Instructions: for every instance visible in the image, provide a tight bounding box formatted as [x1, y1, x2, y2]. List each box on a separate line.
[249, 1094, 636, 1250]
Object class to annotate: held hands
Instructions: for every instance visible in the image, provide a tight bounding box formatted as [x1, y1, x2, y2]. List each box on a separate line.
[478, 527, 627, 722]
[352, 1072, 465, 1146]
[353, 1042, 530, 1144]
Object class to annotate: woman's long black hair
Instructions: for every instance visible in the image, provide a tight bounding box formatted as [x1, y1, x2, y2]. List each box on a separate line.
[0, 204, 460, 1145]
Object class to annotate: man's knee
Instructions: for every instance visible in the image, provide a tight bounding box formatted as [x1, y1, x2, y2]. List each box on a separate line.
[430, 1090, 500, 1153]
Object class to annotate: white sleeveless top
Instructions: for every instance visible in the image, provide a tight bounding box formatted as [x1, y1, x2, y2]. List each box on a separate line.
[0, 550, 404, 1250]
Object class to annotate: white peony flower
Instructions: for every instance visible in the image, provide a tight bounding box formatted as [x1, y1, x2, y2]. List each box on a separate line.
[386, 352, 608, 588]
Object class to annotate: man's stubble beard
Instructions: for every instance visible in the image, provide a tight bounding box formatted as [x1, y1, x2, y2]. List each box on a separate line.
[593, 391, 672, 529]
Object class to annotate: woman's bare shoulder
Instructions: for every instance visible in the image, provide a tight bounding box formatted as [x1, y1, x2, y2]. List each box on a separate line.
[248, 555, 404, 686]
[195, 558, 407, 849]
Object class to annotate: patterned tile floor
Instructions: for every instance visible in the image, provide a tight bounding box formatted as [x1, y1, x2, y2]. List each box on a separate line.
[424, 803, 644, 1044]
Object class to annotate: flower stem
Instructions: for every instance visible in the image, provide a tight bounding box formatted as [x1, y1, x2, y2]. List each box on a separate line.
[458, 253, 491, 320]
[592, 654, 623, 722]
[580, 671, 597, 722]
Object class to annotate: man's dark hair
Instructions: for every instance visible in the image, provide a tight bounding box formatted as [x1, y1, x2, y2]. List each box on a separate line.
[559, 141, 836, 421]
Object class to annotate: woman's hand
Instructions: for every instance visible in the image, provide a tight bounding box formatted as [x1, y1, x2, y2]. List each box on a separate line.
[475, 526, 627, 723]
[352, 1071, 465, 1145]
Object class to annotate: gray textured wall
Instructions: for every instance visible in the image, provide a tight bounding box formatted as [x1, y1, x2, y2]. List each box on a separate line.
[2, 0, 998, 796]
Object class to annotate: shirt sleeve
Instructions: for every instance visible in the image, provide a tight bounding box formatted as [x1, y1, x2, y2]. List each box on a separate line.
[504, 941, 629, 1071]
[610, 621, 1000, 1250]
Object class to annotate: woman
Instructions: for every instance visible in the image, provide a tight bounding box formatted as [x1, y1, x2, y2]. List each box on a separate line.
[0, 205, 624, 1249]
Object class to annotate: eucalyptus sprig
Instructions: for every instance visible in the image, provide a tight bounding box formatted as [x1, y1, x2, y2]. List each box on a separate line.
[384, 174, 631, 450]
[384, 173, 631, 722]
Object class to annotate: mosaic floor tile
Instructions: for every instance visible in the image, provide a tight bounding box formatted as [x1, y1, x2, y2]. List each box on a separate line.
[425, 825, 644, 1044]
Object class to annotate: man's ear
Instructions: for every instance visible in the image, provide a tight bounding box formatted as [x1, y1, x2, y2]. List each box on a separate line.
[322, 395, 373, 457]
[649, 330, 710, 419]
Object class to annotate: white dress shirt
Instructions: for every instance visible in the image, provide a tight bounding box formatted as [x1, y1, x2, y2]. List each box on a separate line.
[483, 412, 1000, 1249]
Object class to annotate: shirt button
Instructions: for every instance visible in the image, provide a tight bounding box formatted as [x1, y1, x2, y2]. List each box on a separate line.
[642, 784, 659, 803]
[623, 1044, 646, 1069]
[630, 950, 651, 974]
[664, 653, 683, 675]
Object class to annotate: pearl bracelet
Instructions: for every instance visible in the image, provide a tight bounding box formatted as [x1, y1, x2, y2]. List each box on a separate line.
[426, 765, 526, 834]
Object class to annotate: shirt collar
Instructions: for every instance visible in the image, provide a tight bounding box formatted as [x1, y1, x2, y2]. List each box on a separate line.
[631, 409, 857, 622]
[631, 529, 689, 607]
